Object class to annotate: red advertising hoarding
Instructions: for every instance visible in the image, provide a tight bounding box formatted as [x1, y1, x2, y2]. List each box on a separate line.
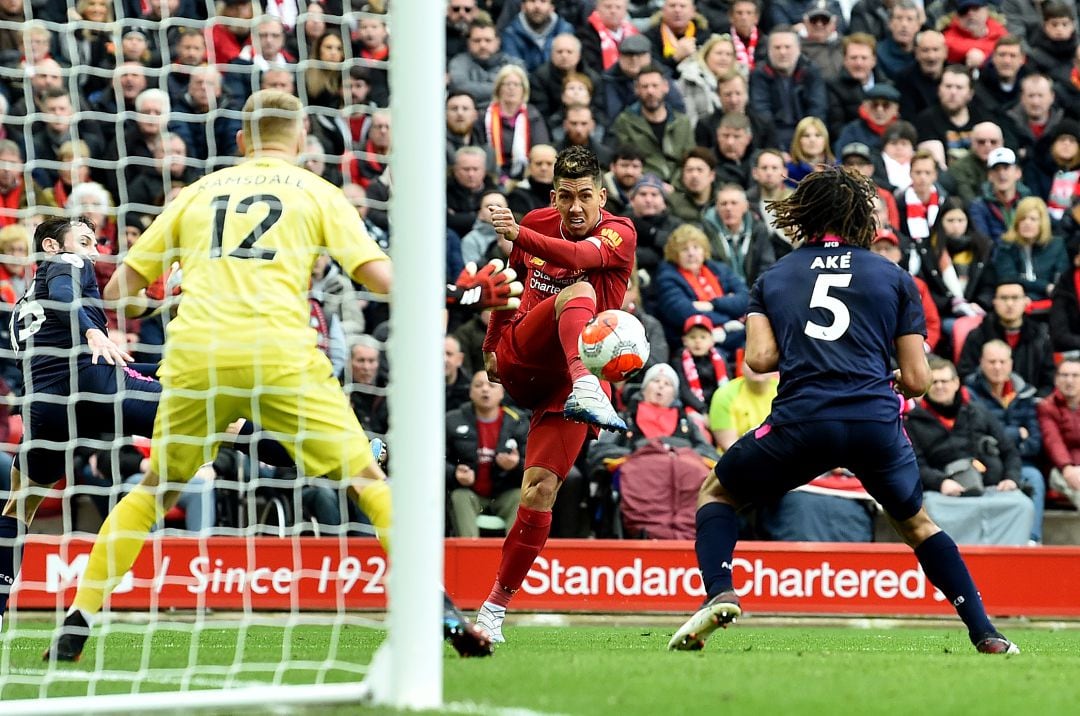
[12, 536, 1079, 617]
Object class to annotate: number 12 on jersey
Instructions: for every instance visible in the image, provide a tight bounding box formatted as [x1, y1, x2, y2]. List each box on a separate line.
[209, 193, 282, 261]
[804, 273, 852, 341]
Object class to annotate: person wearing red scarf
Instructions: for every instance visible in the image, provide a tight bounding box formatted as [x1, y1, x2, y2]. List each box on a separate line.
[835, 82, 900, 152]
[578, 0, 640, 72]
[672, 314, 729, 419]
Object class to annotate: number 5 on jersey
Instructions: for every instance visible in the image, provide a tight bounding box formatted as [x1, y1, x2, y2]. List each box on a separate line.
[804, 274, 852, 341]
[209, 193, 282, 260]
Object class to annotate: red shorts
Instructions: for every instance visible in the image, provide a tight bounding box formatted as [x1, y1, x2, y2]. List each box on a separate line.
[493, 296, 591, 479]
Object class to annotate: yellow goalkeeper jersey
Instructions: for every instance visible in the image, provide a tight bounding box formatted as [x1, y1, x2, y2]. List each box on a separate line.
[124, 155, 387, 369]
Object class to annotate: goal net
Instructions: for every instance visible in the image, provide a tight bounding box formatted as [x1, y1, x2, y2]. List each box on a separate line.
[0, 0, 445, 710]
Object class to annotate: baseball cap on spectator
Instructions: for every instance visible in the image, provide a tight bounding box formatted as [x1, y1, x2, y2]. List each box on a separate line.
[872, 229, 900, 247]
[631, 173, 666, 197]
[864, 84, 901, 104]
[987, 147, 1016, 168]
[683, 314, 715, 334]
[619, 34, 651, 56]
[642, 363, 679, 390]
[1051, 119, 1080, 145]
[840, 142, 873, 162]
[806, 0, 833, 19]
[957, 0, 987, 10]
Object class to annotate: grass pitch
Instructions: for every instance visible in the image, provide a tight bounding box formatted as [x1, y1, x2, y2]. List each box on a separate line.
[2, 618, 1077, 715]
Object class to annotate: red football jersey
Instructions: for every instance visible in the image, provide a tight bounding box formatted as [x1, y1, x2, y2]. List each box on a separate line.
[507, 207, 637, 317]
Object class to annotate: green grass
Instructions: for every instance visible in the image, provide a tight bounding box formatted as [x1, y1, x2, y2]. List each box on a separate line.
[2, 620, 1078, 715]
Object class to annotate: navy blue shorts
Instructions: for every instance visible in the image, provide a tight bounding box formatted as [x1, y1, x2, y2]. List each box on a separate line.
[716, 418, 924, 522]
[17, 364, 162, 485]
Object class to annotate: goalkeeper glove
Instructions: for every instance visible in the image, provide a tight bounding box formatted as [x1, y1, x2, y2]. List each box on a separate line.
[446, 259, 522, 311]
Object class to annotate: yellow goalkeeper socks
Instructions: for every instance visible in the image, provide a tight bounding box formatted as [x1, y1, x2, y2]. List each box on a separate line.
[356, 480, 392, 553]
[72, 487, 161, 616]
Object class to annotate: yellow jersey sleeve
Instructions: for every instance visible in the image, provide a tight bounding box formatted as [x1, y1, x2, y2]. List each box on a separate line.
[318, 186, 388, 278]
[123, 184, 196, 284]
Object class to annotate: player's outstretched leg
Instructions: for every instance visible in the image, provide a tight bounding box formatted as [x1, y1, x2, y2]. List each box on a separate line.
[896, 510, 1019, 654]
[44, 485, 163, 662]
[668, 590, 741, 651]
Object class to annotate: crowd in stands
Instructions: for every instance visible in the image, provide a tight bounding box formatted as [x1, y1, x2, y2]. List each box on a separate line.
[2, 0, 1080, 544]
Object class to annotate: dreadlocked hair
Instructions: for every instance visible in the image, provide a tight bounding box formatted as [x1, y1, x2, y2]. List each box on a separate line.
[766, 166, 877, 248]
[554, 145, 602, 188]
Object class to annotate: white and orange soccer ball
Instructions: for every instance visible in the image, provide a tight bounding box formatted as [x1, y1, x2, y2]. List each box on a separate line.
[578, 309, 650, 382]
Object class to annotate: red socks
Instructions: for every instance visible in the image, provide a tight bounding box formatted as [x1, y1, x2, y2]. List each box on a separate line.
[486, 505, 552, 607]
[558, 295, 596, 382]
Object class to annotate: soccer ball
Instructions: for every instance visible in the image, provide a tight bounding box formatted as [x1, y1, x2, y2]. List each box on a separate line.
[578, 309, 650, 382]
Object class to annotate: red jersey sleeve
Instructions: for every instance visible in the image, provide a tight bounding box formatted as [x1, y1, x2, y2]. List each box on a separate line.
[514, 211, 636, 273]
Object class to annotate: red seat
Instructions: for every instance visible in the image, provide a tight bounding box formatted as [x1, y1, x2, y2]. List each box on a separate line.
[951, 314, 984, 363]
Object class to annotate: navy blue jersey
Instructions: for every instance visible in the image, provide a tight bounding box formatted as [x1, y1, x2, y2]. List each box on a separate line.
[10, 254, 107, 392]
[749, 242, 926, 424]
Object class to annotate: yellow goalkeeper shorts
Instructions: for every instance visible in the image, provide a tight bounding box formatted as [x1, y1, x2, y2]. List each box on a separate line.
[149, 350, 373, 482]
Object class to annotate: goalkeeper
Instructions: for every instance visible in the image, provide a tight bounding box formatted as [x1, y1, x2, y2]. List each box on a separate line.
[39, 89, 520, 661]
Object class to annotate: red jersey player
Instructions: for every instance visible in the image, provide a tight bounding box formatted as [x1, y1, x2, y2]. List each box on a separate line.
[476, 146, 636, 643]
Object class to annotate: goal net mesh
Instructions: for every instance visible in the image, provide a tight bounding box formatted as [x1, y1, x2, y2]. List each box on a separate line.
[0, 0, 408, 706]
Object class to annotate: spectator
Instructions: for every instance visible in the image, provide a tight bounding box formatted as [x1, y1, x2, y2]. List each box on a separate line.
[61, 0, 117, 100]
[951, 121, 1004, 202]
[1006, 74, 1064, 164]
[446, 370, 527, 537]
[1037, 357, 1080, 510]
[529, 34, 605, 123]
[225, 16, 296, 104]
[894, 149, 949, 246]
[676, 33, 737, 128]
[898, 30, 948, 122]
[914, 65, 988, 162]
[749, 25, 828, 151]
[602, 144, 645, 216]
[103, 87, 173, 203]
[958, 280, 1057, 395]
[461, 189, 507, 266]
[747, 148, 794, 240]
[785, 115, 833, 187]
[612, 64, 694, 182]
[835, 82, 901, 153]
[447, 145, 497, 237]
[212, 0, 254, 65]
[694, 70, 776, 155]
[501, 0, 574, 73]
[172, 66, 241, 165]
[90, 60, 150, 115]
[0, 140, 55, 228]
[848, 0, 891, 40]
[827, 32, 886, 137]
[341, 182, 388, 252]
[297, 2, 331, 57]
[870, 229, 942, 352]
[352, 7, 390, 107]
[166, 27, 209, 105]
[969, 147, 1034, 244]
[880, 120, 919, 193]
[668, 147, 716, 222]
[1026, 0, 1079, 79]
[1003, 0, 1079, 39]
[799, 0, 844, 82]
[446, 0, 479, 62]
[311, 251, 365, 343]
[654, 223, 749, 355]
[702, 182, 783, 286]
[346, 109, 390, 188]
[0, 222, 29, 390]
[708, 357, 777, 451]
[31, 87, 106, 188]
[546, 72, 602, 145]
[578, 0, 640, 73]
[906, 357, 1035, 545]
[46, 140, 91, 210]
[0, 0, 25, 55]
[507, 144, 556, 219]
[644, 0, 712, 72]
[445, 334, 472, 410]
[556, 104, 613, 167]
[965, 340, 1047, 544]
[974, 35, 1029, 112]
[876, 0, 921, 80]
[922, 197, 995, 332]
[671, 313, 730, 423]
[728, 0, 767, 74]
[347, 335, 388, 436]
[445, 90, 486, 165]
[448, 15, 526, 101]
[626, 173, 682, 280]
[478, 65, 550, 186]
[602, 33, 659, 121]
[1029, 120, 1080, 216]
[941, 0, 1008, 69]
[8, 57, 65, 118]
[712, 112, 755, 187]
[994, 196, 1069, 302]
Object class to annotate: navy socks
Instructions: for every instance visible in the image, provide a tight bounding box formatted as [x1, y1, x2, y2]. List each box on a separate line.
[695, 502, 740, 599]
[914, 531, 995, 643]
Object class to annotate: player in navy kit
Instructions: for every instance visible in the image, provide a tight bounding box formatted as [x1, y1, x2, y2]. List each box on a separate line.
[668, 168, 1020, 655]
